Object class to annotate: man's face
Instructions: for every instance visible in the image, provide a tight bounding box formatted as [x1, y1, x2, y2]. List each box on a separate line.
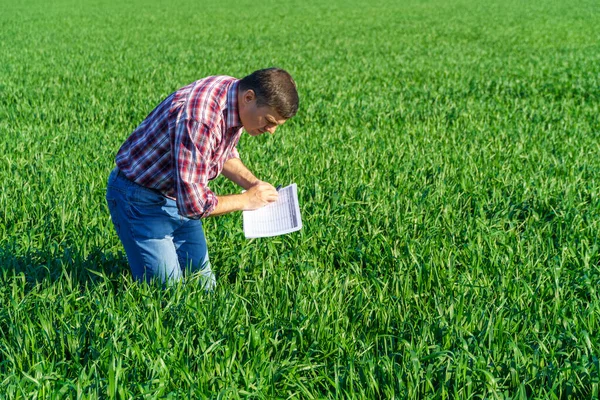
[238, 90, 287, 136]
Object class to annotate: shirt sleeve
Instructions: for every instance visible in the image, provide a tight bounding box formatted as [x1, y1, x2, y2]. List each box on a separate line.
[226, 145, 240, 161]
[173, 118, 218, 219]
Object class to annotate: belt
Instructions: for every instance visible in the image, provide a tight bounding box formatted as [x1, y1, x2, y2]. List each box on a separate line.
[115, 167, 166, 197]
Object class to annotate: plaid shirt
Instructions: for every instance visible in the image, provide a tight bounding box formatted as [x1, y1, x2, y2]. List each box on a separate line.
[115, 76, 243, 219]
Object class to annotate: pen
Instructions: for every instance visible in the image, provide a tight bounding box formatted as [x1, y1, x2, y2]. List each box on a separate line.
[276, 185, 282, 191]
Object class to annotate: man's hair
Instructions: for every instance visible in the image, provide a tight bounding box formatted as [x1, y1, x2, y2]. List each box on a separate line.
[239, 68, 299, 119]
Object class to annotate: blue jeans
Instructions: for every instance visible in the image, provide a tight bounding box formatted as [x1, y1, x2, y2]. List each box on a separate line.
[105, 168, 215, 288]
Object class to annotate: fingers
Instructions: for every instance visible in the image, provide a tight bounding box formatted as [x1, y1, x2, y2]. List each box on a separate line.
[258, 185, 278, 203]
[244, 182, 279, 210]
[257, 181, 277, 191]
[263, 191, 278, 203]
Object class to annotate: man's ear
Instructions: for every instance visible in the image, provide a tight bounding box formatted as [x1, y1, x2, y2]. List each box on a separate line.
[243, 90, 256, 103]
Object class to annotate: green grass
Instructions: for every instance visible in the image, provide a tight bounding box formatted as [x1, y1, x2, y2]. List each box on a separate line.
[1, 0, 599, 397]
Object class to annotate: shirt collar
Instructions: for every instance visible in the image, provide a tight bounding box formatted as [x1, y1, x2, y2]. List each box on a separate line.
[226, 80, 242, 131]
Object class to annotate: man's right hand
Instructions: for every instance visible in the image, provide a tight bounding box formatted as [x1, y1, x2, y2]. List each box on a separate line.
[243, 181, 279, 210]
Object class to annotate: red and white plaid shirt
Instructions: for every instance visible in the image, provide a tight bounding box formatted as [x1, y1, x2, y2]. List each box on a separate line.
[115, 76, 243, 219]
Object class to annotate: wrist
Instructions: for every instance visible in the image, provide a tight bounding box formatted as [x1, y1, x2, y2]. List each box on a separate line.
[241, 191, 252, 210]
[212, 193, 250, 216]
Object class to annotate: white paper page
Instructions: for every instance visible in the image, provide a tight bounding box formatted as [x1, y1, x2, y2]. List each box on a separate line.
[243, 183, 302, 238]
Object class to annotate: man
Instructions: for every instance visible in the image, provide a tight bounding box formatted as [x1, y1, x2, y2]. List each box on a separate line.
[106, 68, 299, 288]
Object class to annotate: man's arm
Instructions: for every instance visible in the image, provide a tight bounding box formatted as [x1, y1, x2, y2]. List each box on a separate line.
[221, 157, 260, 190]
[212, 156, 278, 217]
[174, 119, 219, 218]
[210, 182, 278, 217]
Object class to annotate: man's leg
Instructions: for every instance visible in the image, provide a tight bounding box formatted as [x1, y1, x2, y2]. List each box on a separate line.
[173, 218, 216, 291]
[106, 168, 183, 283]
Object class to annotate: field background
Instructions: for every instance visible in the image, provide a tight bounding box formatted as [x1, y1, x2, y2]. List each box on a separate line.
[1, 0, 599, 397]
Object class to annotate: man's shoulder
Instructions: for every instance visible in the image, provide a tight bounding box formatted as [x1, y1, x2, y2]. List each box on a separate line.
[189, 75, 237, 99]
[184, 76, 237, 123]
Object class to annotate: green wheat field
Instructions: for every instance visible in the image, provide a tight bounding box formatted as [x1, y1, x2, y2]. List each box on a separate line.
[1, 0, 599, 397]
